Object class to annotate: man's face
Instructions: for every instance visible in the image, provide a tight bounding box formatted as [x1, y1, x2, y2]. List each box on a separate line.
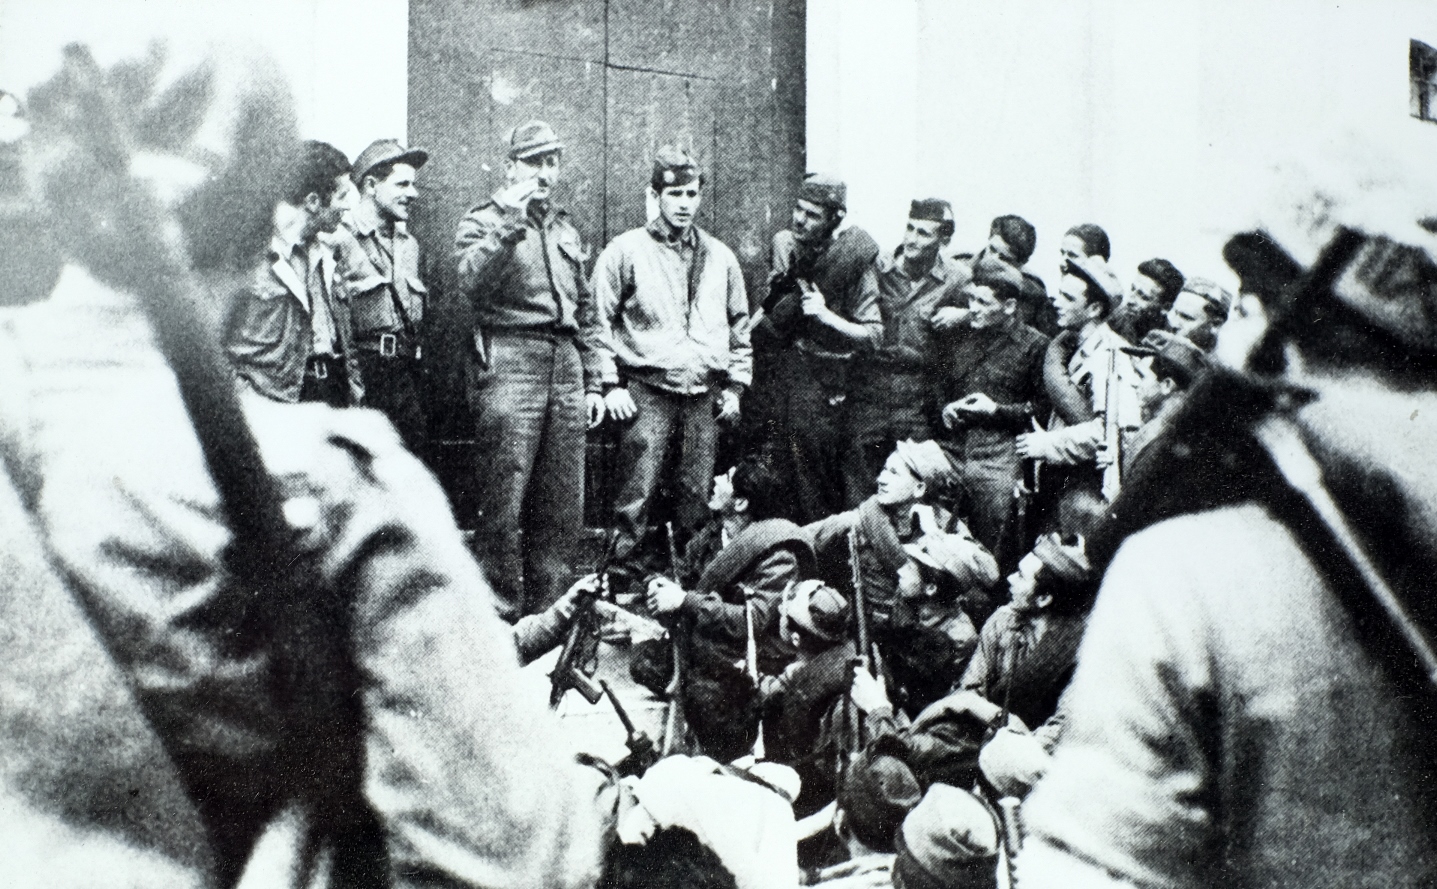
[708, 466, 737, 514]
[791, 198, 833, 245]
[1130, 355, 1166, 416]
[368, 162, 419, 224]
[900, 217, 946, 267]
[1122, 273, 1165, 315]
[310, 174, 356, 236]
[508, 150, 561, 199]
[978, 232, 1021, 267]
[1059, 234, 1088, 270]
[966, 284, 1010, 330]
[1007, 552, 1045, 613]
[1166, 291, 1213, 340]
[1053, 274, 1098, 331]
[874, 452, 924, 507]
[658, 183, 702, 232]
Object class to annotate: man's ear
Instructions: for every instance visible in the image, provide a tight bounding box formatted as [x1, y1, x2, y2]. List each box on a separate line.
[912, 481, 926, 502]
[1036, 592, 1055, 610]
[302, 192, 323, 214]
[1003, 299, 1018, 316]
[733, 496, 750, 515]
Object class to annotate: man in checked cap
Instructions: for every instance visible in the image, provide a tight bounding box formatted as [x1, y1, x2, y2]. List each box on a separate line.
[454, 120, 606, 620]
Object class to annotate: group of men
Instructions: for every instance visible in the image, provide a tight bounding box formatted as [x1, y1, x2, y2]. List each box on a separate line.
[8, 33, 1437, 889]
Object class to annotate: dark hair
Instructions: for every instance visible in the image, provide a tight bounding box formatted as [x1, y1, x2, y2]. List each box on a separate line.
[599, 827, 737, 889]
[732, 454, 787, 522]
[973, 272, 1021, 307]
[1135, 258, 1185, 306]
[1032, 562, 1097, 617]
[1065, 223, 1110, 261]
[990, 215, 1036, 265]
[360, 158, 402, 190]
[282, 140, 350, 206]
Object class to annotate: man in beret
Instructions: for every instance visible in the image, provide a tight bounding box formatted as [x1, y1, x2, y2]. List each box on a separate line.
[746, 173, 882, 524]
[843, 198, 966, 510]
[334, 138, 430, 453]
[1164, 277, 1232, 351]
[226, 140, 363, 408]
[933, 259, 1051, 566]
[1016, 257, 1143, 500]
[590, 146, 751, 588]
[454, 120, 605, 620]
[1109, 257, 1185, 344]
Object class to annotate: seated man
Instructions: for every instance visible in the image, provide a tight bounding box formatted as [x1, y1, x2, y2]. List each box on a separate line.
[955, 532, 1095, 731]
[891, 784, 1001, 889]
[896, 530, 1000, 669]
[645, 454, 814, 762]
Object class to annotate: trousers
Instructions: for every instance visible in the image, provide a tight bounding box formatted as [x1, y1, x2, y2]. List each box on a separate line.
[467, 331, 586, 620]
[843, 367, 933, 508]
[357, 350, 426, 457]
[610, 380, 718, 582]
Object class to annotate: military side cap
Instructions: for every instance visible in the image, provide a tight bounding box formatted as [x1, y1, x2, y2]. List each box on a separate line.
[893, 439, 958, 491]
[902, 532, 994, 591]
[507, 120, 564, 160]
[892, 784, 999, 889]
[798, 172, 847, 211]
[909, 198, 953, 226]
[1032, 532, 1091, 583]
[1121, 329, 1207, 387]
[783, 579, 850, 643]
[651, 145, 702, 191]
[352, 138, 428, 184]
[1182, 277, 1234, 316]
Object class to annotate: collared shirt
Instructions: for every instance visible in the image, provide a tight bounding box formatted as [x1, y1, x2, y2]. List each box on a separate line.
[335, 199, 426, 340]
[1067, 322, 1142, 427]
[590, 219, 751, 395]
[225, 227, 359, 404]
[453, 193, 603, 386]
[869, 249, 970, 371]
[931, 316, 1050, 432]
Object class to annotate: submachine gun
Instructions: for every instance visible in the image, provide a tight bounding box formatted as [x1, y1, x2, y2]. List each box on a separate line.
[548, 529, 618, 709]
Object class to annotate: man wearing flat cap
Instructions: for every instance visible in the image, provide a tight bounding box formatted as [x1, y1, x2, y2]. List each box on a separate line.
[843, 198, 967, 510]
[454, 120, 605, 620]
[1016, 255, 1143, 501]
[334, 138, 430, 453]
[590, 146, 751, 588]
[747, 173, 882, 524]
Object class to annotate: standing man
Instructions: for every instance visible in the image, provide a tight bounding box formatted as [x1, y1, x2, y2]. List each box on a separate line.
[335, 139, 430, 454]
[1164, 277, 1232, 351]
[226, 140, 362, 407]
[748, 173, 882, 524]
[945, 214, 1054, 335]
[454, 120, 605, 620]
[1109, 257, 1185, 344]
[591, 146, 751, 587]
[934, 262, 1050, 564]
[843, 198, 967, 508]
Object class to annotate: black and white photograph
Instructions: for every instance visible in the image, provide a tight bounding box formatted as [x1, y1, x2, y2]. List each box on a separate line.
[3, 1, 1437, 886]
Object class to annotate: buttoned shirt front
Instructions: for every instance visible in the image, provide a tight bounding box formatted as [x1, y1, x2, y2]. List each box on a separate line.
[335, 200, 426, 341]
[590, 218, 752, 395]
[869, 249, 970, 371]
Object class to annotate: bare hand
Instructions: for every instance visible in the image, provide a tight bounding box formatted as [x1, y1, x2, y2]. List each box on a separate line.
[555, 573, 603, 622]
[931, 306, 970, 330]
[715, 388, 741, 424]
[495, 177, 541, 210]
[849, 666, 890, 713]
[1014, 432, 1040, 459]
[646, 576, 687, 616]
[605, 387, 638, 422]
[800, 281, 828, 317]
[585, 392, 606, 429]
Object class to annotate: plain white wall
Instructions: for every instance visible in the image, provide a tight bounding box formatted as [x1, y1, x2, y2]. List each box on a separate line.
[0, 0, 408, 160]
[809, 0, 1437, 292]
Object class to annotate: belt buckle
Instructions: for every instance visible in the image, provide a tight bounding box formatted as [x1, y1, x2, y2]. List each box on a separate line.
[379, 333, 397, 358]
[312, 358, 329, 380]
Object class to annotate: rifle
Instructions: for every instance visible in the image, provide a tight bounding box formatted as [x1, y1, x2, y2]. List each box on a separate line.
[660, 521, 688, 755]
[1101, 347, 1123, 501]
[844, 525, 876, 755]
[741, 583, 766, 759]
[600, 679, 659, 776]
[996, 795, 1024, 888]
[549, 530, 617, 709]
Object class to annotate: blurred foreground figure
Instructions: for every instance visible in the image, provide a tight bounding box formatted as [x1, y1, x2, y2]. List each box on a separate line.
[1020, 146, 1437, 886]
[0, 42, 602, 889]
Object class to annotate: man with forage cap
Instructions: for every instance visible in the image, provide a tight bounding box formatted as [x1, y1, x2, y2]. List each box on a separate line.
[843, 198, 967, 509]
[590, 145, 751, 588]
[333, 138, 431, 454]
[454, 119, 607, 620]
[745, 172, 882, 524]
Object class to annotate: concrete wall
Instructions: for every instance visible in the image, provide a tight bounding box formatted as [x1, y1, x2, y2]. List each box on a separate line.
[808, 0, 1437, 291]
[0, 0, 408, 159]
